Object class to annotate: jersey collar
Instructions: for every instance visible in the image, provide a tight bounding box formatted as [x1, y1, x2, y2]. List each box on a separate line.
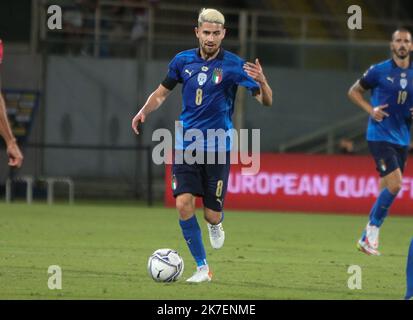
[391, 57, 413, 69]
[196, 47, 225, 61]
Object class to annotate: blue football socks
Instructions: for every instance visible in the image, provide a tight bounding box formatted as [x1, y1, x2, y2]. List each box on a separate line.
[179, 215, 207, 267]
[369, 188, 397, 227]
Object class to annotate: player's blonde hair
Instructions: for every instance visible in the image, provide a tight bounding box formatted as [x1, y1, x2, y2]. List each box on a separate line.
[198, 8, 225, 26]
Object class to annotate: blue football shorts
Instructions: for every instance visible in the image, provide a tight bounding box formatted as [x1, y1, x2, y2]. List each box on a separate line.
[368, 141, 409, 177]
[172, 151, 230, 212]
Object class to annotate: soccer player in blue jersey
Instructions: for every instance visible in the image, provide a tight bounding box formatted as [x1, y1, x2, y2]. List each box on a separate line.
[132, 8, 272, 282]
[348, 28, 413, 256]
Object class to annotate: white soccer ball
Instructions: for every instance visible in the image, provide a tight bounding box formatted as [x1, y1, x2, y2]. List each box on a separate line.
[147, 248, 184, 282]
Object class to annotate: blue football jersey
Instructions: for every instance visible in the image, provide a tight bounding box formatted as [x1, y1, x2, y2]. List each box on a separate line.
[359, 59, 413, 146]
[162, 48, 260, 151]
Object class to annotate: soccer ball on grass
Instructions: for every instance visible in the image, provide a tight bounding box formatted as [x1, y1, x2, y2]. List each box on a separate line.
[147, 248, 184, 282]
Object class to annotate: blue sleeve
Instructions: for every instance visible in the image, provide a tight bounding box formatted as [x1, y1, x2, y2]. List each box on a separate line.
[236, 61, 260, 96]
[161, 55, 183, 90]
[166, 55, 182, 83]
[359, 64, 380, 90]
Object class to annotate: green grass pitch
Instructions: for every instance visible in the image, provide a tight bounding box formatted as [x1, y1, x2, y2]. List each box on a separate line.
[0, 202, 411, 299]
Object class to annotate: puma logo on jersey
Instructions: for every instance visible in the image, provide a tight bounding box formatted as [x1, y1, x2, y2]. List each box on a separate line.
[386, 77, 394, 83]
[184, 69, 193, 76]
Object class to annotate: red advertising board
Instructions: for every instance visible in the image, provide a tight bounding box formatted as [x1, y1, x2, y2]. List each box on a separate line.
[164, 153, 413, 216]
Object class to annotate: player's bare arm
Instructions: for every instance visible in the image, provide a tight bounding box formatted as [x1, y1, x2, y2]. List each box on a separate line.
[132, 84, 171, 135]
[0, 93, 23, 168]
[243, 58, 273, 106]
[348, 81, 389, 122]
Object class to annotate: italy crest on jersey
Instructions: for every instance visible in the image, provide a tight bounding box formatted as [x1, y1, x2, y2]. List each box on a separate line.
[212, 68, 223, 84]
[400, 78, 408, 89]
[197, 73, 207, 86]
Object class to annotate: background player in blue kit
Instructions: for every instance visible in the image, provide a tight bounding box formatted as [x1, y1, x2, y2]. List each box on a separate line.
[132, 8, 272, 282]
[348, 28, 413, 256]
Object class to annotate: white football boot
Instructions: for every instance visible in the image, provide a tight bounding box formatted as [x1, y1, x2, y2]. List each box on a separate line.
[207, 223, 225, 249]
[186, 265, 212, 283]
[357, 223, 381, 256]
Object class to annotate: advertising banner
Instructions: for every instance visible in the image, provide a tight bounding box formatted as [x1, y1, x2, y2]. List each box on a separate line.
[165, 153, 413, 216]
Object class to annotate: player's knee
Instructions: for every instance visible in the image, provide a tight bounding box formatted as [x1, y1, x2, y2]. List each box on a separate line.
[176, 196, 195, 217]
[386, 176, 402, 194]
[387, 181, 402, 194]
[206, 215, 221, 225]
[204, 209, 222, 225]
